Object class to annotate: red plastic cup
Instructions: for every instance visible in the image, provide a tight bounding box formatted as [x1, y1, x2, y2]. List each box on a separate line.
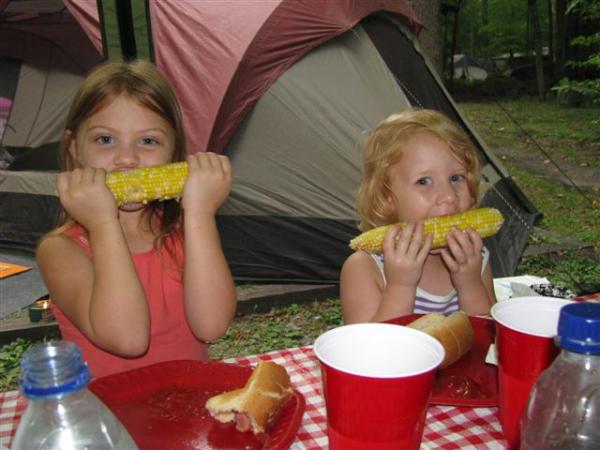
[491, 297, 573, 449]
[313, 323, 444, 450]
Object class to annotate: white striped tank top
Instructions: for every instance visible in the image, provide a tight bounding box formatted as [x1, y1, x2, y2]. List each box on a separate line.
[369, 247, 490, 315]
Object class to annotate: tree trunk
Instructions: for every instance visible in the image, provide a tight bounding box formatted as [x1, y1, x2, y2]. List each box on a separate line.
[547, 0, 554, 75]
[410, 0, 444, 76]
[481, 0, 488, 55]
[526, 3, 532, 56]
[554, 0, 566, 80]
[529, 0, 546, 99]
[448, 1, 462, 92]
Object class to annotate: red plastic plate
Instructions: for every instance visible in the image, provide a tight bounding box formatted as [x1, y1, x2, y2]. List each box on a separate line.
[384, 314, 498, 407]
[89, 360, 305, 450]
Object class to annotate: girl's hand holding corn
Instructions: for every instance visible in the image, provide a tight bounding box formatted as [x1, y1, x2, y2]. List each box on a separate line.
[56, 167, 119, 231]
[441, 226, 485, 291]
[182, 152, 232, 216]
[382, 222, 432, 289]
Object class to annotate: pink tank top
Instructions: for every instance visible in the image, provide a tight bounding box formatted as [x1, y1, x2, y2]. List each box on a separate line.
[50, 224, 208, 379]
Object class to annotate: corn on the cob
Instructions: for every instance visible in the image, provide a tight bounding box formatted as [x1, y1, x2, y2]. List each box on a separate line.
[349, 208, 504, 253]
[105, 162, 188, 206]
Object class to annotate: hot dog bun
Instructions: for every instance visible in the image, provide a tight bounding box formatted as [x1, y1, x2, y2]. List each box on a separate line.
[407, 311, 473, 368]
[205, 361, 293, 434]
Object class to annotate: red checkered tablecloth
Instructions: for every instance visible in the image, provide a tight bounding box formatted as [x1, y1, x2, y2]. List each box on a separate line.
[575, 292, 600, 303]
[1, 346, 508, 450]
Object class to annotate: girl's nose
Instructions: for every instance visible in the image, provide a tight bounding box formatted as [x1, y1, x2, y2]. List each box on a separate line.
[114, 143, 139, 166]
[437, 183, 457, 204]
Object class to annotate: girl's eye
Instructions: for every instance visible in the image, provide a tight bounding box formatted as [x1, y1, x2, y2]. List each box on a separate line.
[416, 177, 432, 186]
[141, 137, 159, 146]
[451, 174, 466, 183]
[95, 135, 114, 145]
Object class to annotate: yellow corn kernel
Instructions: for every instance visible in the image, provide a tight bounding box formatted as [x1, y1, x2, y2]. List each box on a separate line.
[105, 162, 188, 206]
[349, 208, 504, 253]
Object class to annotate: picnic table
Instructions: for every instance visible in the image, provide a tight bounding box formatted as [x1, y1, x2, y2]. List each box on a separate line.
[2, 280, 597, 449]
[1, 345, 507, 449]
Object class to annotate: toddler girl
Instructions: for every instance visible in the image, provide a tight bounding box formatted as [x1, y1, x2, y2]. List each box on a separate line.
[341, 108, 496, 323]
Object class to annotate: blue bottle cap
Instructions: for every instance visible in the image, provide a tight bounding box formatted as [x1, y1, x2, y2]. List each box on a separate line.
[19, 341, 91, 398]
[557, 303, 600, 354]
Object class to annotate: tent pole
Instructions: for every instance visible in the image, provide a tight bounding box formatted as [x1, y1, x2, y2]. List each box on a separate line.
[96, 0, 154, 62]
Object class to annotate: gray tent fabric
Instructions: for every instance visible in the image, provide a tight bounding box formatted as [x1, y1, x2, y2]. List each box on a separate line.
[5, 61, 82, 148]
[223, 26, 410, 219]
[216, 19, 537, 282]
[0, 31, 101, 149]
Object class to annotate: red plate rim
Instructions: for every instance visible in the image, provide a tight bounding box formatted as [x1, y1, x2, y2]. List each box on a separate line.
[89, 359, 306, 450]
[383, 314, 498, 407]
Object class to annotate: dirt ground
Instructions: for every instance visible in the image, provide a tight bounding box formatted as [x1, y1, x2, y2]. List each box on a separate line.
[495, 145, 600, 193]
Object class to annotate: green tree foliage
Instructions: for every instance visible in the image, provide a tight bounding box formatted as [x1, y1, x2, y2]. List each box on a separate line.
[552, 0, 600, 103]
[455, 0, 551, 58]
[566, 0, 600, 75]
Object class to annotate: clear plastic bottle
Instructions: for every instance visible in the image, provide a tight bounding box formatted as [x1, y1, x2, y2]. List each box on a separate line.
[11, 341, 138, 450]
[520, 302, 600, 450]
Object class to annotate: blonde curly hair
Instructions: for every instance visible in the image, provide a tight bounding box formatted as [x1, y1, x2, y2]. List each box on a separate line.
[356, 108, 481, 231]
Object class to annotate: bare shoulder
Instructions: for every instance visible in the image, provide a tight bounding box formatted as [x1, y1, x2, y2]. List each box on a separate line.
[340, 251, 382, 288]
[36, 233, 89, 270]
[342, 250, 377, 273]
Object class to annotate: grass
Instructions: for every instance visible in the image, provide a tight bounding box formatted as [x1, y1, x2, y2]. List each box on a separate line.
[208, 299, 343, 360]
[457, 97, 600, 169]
[457, 97, 600, 293]
[507, 166, 600, 245]
[1, 96, 599, 391]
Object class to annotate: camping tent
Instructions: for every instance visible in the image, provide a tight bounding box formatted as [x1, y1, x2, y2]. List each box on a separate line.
[0, 0, 538, 284]
[453, 54, 489, 81]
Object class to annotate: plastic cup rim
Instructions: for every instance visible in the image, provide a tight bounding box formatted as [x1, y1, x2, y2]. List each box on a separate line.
[313, 323, 444, 379]
[491, 296, 574, 337]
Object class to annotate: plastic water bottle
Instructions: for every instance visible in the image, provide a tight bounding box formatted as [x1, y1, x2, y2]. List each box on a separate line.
[520, 302, 600, 450]
[11, 341, 138, 450]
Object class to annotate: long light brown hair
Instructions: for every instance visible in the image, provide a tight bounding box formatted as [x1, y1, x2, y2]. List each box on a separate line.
[356, 108, 481, 231]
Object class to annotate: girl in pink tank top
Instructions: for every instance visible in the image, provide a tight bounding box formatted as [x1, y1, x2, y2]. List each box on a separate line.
[37, 61, 236, 378]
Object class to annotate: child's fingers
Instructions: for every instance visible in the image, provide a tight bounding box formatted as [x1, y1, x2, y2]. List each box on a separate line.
[417, 232, 433, 261]
[394, 222, 416, 253]
[200, 152, 218, 169]
[186, 153, 200, 170]
[70, 168, 83, 185]
[188, 152, 231, 178]
[216, 154, 232, 178]
[466, 227, 484, 251]
[56, 171, 71, 196]
[440, 248, 459, 272]
[382, 225, 400, 254]
[446, 227, 470, 262]
[418, 233, 433, 261]
[91, 168, 107, 186]
[406, 221, 425, 254]
[81, 167, 93, 183]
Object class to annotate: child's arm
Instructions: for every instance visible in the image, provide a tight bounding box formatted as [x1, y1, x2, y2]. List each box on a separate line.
[181, 152, 236, 342]
[442, 227, 496, 315]
[37, 168, 151, 356]
[341, 223, 432, 323]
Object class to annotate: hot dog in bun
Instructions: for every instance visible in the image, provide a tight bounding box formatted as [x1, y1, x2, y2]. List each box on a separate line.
[205, 361, 293, 434]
